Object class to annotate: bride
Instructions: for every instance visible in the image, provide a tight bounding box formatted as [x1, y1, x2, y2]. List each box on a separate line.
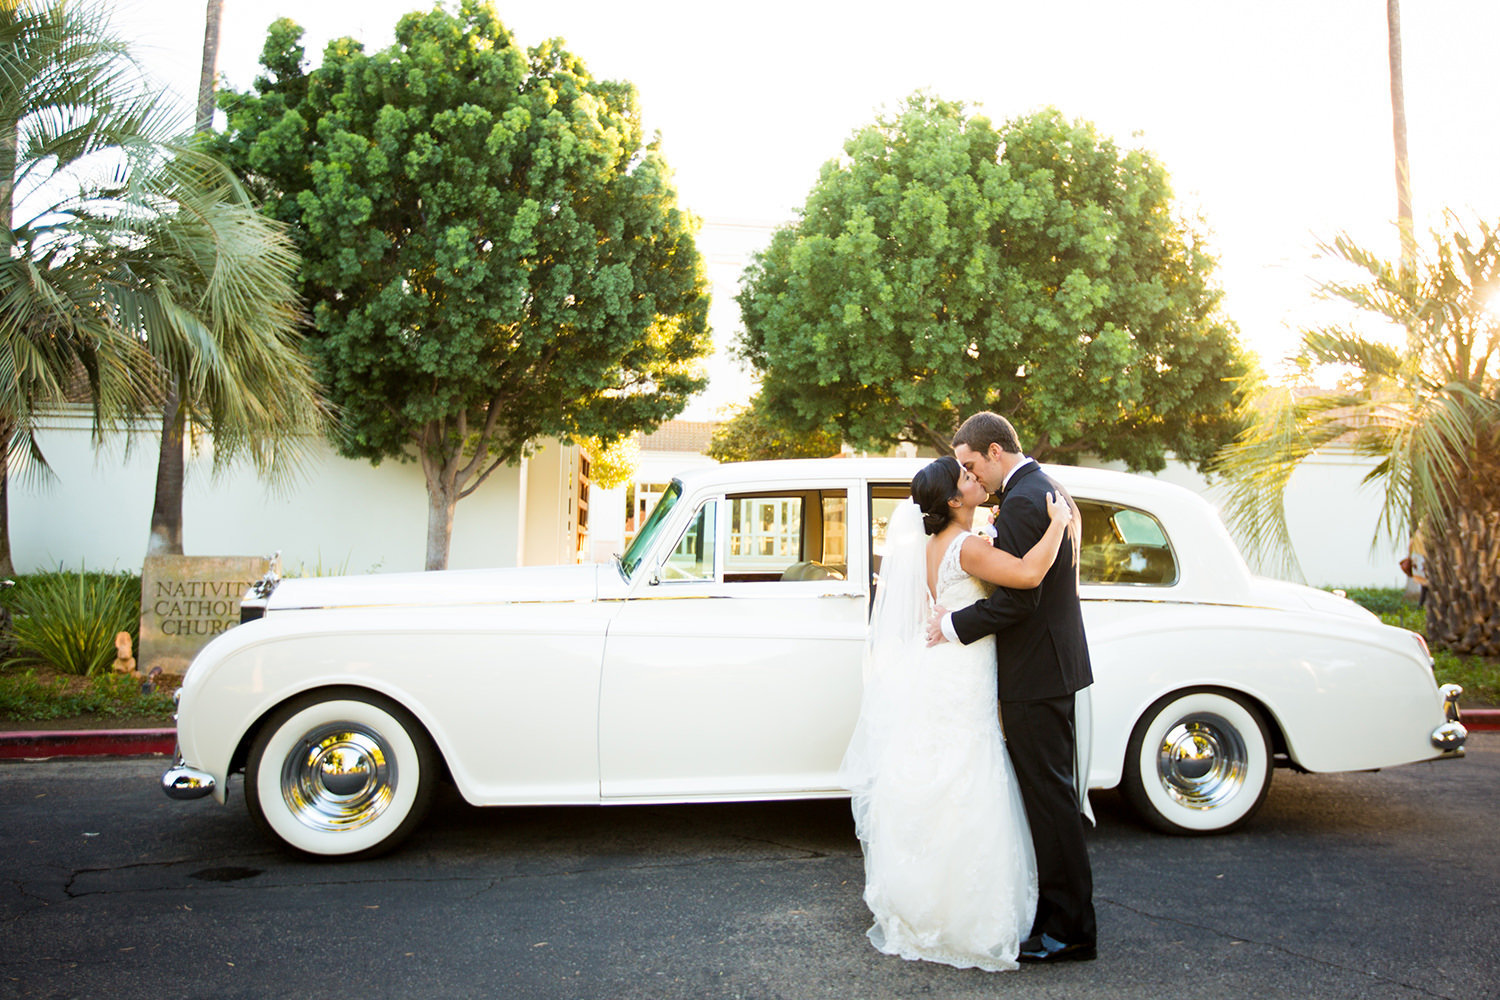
[841, 455, 1073, 971]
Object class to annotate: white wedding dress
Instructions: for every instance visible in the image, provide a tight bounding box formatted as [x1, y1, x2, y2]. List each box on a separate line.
[841, 507, 1038, 972]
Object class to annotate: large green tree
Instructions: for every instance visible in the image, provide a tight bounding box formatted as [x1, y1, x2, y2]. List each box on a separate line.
[737, 96, 1252, 470]
[707, 391, 842, 463]
[216, 2, 711, 569]
[1214, 215, 1500, 656]
[1, 0, 322, 573]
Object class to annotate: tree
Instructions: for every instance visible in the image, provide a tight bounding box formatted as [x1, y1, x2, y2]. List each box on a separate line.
[2, 0, 322, 574]
[143, 0, 221, 556]
[215, 2, 711, 569]
[144, 0, 325, 557]
[1213, 215, 1500, 656]
[1387, 0, 1415, 273]
[736, 96, 1252, 471]
[706, 392, 842, 463]
[1, 0, 146, 575]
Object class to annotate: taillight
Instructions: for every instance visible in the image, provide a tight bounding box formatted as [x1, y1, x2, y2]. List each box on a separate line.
[1412, 631, 1431, 663]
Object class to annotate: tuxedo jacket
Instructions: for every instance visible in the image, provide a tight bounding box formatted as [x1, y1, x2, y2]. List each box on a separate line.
[951, 461, 1094, 702]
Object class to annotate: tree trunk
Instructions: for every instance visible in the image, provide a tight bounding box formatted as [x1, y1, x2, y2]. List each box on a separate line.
[424, 475, 458, 571]
[147, 3, 223, 557]
[2, 117, 18, 578]
[0, 421, 14, 578]
[1387, 0, 1415, 273]
[1425, 450, 1500, 658]
[419, 424, 460, 571]
[195, 0, 223, 134]
[147, 381, 186, 556]
[1427, 511, 1500, 658]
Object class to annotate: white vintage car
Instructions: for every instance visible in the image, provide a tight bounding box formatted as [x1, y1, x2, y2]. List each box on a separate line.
[163, 458, 1467, 857]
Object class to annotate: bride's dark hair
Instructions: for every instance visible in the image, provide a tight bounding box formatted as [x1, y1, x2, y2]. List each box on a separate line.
[911, 456, 963, 536]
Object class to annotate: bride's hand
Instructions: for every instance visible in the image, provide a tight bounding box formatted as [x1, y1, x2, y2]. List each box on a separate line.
[1045, 490, 1071, 525]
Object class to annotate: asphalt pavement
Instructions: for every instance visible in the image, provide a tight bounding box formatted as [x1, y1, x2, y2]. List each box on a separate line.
[0, 735, 1496, 999]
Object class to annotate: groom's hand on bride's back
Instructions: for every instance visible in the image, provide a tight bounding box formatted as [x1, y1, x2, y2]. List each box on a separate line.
[925, 606, 949, 647]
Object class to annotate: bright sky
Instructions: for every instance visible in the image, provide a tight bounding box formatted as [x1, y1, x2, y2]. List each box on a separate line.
[110, 0, 1500, 419]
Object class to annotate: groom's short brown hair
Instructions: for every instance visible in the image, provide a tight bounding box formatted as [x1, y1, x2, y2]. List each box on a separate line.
[952, 412, 1022, 455]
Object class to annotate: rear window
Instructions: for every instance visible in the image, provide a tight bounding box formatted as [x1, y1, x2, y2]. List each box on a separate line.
[1076, 500, 1178, 586]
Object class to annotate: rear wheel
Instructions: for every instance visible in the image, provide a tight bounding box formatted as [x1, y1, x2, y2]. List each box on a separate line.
[246, 689, 437, 858]
[1123, 689, 1272, 834]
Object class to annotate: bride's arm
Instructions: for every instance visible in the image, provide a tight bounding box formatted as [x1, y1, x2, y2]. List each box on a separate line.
[959, 491, 1072, 589]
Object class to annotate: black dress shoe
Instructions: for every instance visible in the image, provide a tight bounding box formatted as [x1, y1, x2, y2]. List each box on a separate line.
[1018, 935, 1097, 964]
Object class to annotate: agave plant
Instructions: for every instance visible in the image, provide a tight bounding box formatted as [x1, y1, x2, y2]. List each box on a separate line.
[5, 566, 140, 676]
[1213, 214, 1500, 656]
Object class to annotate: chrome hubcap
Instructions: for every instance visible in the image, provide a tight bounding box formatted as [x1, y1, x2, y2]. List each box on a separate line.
[1155, 713, 1246, 810]
[281, 724, 396, 831]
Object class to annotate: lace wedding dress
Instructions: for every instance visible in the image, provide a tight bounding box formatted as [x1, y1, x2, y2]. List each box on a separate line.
[841, 508, 1038, 972]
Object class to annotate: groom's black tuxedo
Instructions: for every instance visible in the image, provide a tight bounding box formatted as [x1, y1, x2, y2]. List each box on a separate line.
[950, 461, 1093, 701]
[950, 459, 1097, 951]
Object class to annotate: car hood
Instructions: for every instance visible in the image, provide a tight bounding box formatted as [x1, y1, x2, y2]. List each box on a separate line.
[266, 563, 603, 612]
[1246, 577, 1378, 622]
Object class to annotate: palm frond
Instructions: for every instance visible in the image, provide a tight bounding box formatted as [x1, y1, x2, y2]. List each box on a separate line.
[1217, 216, 1500, 577]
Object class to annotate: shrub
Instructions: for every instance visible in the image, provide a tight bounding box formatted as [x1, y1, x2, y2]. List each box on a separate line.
[0, 669, 173, 721]
[5, 566, 141, 676]
[1334, 586, 1410, 616]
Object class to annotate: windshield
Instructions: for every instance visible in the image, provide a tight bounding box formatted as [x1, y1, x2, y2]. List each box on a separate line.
[620, 480, 683, 580]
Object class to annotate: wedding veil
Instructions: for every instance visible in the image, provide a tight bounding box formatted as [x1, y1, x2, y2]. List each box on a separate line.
[839, 499, 930, 797]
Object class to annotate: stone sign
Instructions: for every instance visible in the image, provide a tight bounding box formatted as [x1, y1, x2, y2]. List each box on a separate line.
[139, 555, 269, 677]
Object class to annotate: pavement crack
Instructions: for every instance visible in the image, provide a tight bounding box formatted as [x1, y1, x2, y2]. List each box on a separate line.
[61, 853, 279, 899]
[727, 833, 835, 859]
[4, 877, 58, 911]
[1101, 895, 1462, 1000]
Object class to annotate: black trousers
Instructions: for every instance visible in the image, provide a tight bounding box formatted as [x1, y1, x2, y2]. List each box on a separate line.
[1001, 694, 1097, 947]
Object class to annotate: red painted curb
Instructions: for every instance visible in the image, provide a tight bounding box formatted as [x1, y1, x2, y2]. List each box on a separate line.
[1465, 708, 1500, 732]
[0, 728, 175, 759]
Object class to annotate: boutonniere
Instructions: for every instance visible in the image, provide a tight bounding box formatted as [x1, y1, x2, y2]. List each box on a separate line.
[976, 522, 997, 539]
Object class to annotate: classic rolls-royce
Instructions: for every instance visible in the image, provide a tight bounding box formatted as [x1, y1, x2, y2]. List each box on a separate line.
[162, 458, 1467, 857]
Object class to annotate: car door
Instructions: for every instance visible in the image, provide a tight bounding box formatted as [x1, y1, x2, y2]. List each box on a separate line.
[599, 482, 867, 799]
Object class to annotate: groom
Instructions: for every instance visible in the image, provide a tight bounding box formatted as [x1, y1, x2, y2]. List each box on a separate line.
[926, 411, 1097, 963]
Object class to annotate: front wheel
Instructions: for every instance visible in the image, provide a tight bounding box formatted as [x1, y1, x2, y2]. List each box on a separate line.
[246, 689, 438, 859]
[1122, 689, 1272, 834]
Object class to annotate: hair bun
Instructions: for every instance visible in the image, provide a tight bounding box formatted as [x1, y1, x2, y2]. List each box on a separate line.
[920, 509, 947, 536]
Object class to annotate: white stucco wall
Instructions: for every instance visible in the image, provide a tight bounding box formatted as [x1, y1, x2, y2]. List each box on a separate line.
[1079, 448, 1407, 589]
[16, 408, 525, 575]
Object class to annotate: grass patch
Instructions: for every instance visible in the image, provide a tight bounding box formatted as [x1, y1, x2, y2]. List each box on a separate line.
[0, 668, 174, 723]
[1337, 587, 1500, 705]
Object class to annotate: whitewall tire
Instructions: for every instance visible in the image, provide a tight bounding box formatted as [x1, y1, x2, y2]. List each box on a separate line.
[246, 689, 438, 858]
[1123, 689, 1273, 834]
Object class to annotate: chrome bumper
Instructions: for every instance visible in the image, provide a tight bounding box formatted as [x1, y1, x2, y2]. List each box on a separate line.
[1431, 683, 1468, 753]
[162, 759, 216, 800]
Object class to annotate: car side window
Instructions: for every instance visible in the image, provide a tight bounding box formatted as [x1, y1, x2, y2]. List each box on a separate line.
[1076, 500, 1178, 586]
[661, 500, 718, 581]
[723, 490, 848, 583]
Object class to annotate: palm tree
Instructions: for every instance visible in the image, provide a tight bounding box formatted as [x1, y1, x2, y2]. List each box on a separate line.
[1213, 216, 1500, 656]
[0, 0, 326, 573]
[1387, 0, 1415, 272]
[1, 0, 164, 575]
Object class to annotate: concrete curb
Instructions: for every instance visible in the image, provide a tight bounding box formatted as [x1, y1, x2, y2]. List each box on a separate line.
[1, 711, 1497, 760]
[0, 728, 175, 759]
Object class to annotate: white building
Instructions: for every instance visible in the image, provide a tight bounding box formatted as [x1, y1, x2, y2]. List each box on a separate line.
[15, 409, 1405, 589]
